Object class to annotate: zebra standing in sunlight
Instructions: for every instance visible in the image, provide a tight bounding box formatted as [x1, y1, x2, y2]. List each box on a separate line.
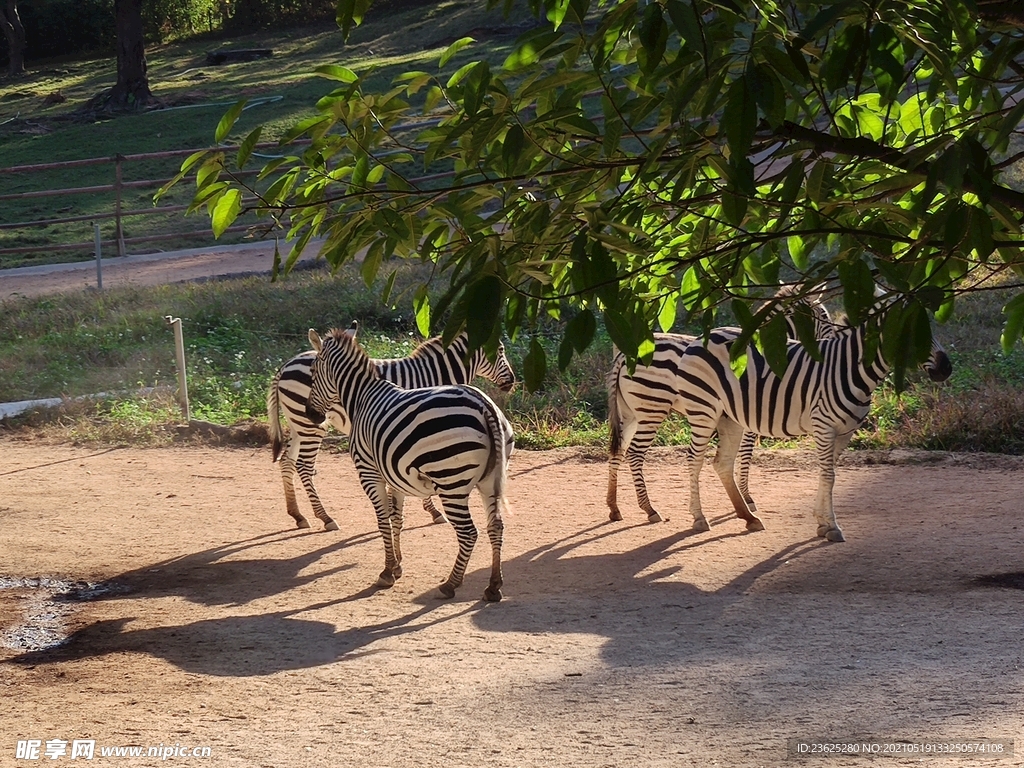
[304, 326, 514, 602]
[607, 285, 839, 523]
[268, 330, 516, 531]
[677, 297, 952, 542]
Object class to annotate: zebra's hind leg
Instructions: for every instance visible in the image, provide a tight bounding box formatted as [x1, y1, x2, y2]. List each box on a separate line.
[607, 409, 641, 521]
[626, 416, 668, 522]
[437, 492, 478, 599]
[295, 429, 338, 531]
[735, 430, 759, 515]
[422, 497, 446, 524]
[478, 481, 506, 602]
[712, 420, 764, 532]
[279, 440, 310, 529]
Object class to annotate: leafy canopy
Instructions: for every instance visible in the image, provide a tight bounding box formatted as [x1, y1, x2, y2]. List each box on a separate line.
[175, 0, 1024, 390]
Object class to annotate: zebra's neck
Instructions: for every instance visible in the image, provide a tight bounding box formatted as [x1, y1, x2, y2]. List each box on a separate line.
[832, 323, 891, 405]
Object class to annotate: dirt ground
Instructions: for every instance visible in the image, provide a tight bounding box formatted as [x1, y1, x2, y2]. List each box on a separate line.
[1, 440, 1023, 767]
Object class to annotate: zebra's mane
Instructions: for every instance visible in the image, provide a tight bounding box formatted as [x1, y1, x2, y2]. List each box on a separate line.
[406, 333, 469, 360]
[325, 327, 381, 379]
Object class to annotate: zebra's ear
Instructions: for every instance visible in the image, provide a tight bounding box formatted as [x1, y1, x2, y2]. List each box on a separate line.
[346, 320, 359, 339]
[308, 328, 323, 352]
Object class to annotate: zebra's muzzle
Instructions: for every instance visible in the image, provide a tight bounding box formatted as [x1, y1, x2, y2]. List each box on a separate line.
[497, 378, 516, 393]
[927, 351, 953, 382]
[305, 403, 327, 425]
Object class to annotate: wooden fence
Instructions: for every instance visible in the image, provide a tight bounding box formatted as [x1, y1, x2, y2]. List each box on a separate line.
[0, 144, 290, 265]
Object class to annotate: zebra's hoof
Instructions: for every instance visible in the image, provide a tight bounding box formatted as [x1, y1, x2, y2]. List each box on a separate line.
[692, 518, 711, 533]
[296, 519, 311, 529]
[438, 582, 456, 599]
[746, 518, 765, 532]
[376, 571, 396, 588]
[483, 585, 502, 602]
[324, 520, 340, 532]
[825, 528, 846, 543]
[608, 509, 623, 522]
[647, 512, 664, 524]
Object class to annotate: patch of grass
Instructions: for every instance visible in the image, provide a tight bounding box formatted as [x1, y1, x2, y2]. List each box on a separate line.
[5, 263, 1024, 454]
[0, 6, 534, 267]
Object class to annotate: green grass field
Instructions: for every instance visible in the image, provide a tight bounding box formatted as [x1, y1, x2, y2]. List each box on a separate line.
[0, 0, 531, 267]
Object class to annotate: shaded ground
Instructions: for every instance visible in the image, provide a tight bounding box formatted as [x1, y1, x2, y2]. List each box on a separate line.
[1, 440, 1023, 766]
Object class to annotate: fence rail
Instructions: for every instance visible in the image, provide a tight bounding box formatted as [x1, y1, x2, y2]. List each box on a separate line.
[0, 143, 299, 263]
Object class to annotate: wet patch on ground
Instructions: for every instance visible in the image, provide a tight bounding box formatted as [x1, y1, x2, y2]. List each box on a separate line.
[0, 577, 125, 651]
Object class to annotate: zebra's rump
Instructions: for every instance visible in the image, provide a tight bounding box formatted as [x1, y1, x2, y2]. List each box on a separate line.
[353, 387, 501, 498]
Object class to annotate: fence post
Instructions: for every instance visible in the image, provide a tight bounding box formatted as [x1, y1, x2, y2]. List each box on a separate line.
[165, 316, 190, 422]
[114, 154, 126, 257]
[93, 222, 102, 290]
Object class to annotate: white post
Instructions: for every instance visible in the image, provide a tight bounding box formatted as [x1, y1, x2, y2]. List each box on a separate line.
[93, 223, 103, 291]
[165, 316, 190, 422]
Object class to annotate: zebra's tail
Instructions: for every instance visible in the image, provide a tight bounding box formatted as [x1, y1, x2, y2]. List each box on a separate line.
[606, 351, 626, 458]
[480, 396, 510, 507]
[267, 372, 285, 463]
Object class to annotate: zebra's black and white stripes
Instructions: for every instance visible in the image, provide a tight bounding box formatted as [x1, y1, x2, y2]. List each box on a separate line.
[267, 332, 516, 531]
[305, 327, 514, 601]
[606, 287, 837, 522]
[677, 300, 952, 541]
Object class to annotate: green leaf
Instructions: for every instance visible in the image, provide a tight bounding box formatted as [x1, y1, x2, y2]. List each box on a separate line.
[440, 36, 475, 68]
[790, 303, 823, 361]
[565, 309, 597, 351]
[215, 100, 247, 143]
[414, 287, 431, 337]
[787, 235, 808, 270]
[523, 337, 547, 392]
[361, 242, 384, 287]
[837, 258, 876, 325]
[236, 126, 263, 169]
[315, 64, 358, 82]
[465, 275, 503, 350]
[658, 294, 677, 332]
[759, 312, 790, 378]
[503, 124, 524, 173]
[381, 269, 398, 307]
[723, 76, 757, 157]
[336, 0, 371, 38]
[211, 188, 242, 238]
[1001, 293, 1024, 354]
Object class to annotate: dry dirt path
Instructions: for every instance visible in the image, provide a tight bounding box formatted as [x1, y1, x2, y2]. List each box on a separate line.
[0, 240, 322, 301]
[1, 440, 1023, 766]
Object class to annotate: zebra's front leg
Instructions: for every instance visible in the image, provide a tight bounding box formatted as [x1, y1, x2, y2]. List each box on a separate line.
[735, 430, 759, 515]
[713, 420, 764, 532]
[685, 419, 716, 533]
[279, 440, 310, 529]
[437, 493, 477, 599]
[361, 473, 402, 587]
[295, 432, 338, 531]
[388, 488, 406, 581]
[422, 497, 446, 524]
[811, 425, 846, 542]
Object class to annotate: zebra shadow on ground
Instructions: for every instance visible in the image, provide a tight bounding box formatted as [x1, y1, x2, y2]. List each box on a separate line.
[3, 520, 823, 677]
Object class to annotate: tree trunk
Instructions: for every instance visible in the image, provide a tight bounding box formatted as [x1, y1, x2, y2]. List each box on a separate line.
[107, 0, 152, 108]
[0, 0, 26, 77]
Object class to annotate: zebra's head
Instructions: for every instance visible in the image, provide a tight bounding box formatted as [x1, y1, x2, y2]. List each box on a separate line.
[305, 324, 375, 426]
[474, 341, 517, 392]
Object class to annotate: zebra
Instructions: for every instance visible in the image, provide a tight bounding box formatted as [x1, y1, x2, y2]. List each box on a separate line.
[304, 326, 514, 602]
[677, 297, 952, 541]
[267, 331, 516, 531]
[607, 286, 838, 523]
